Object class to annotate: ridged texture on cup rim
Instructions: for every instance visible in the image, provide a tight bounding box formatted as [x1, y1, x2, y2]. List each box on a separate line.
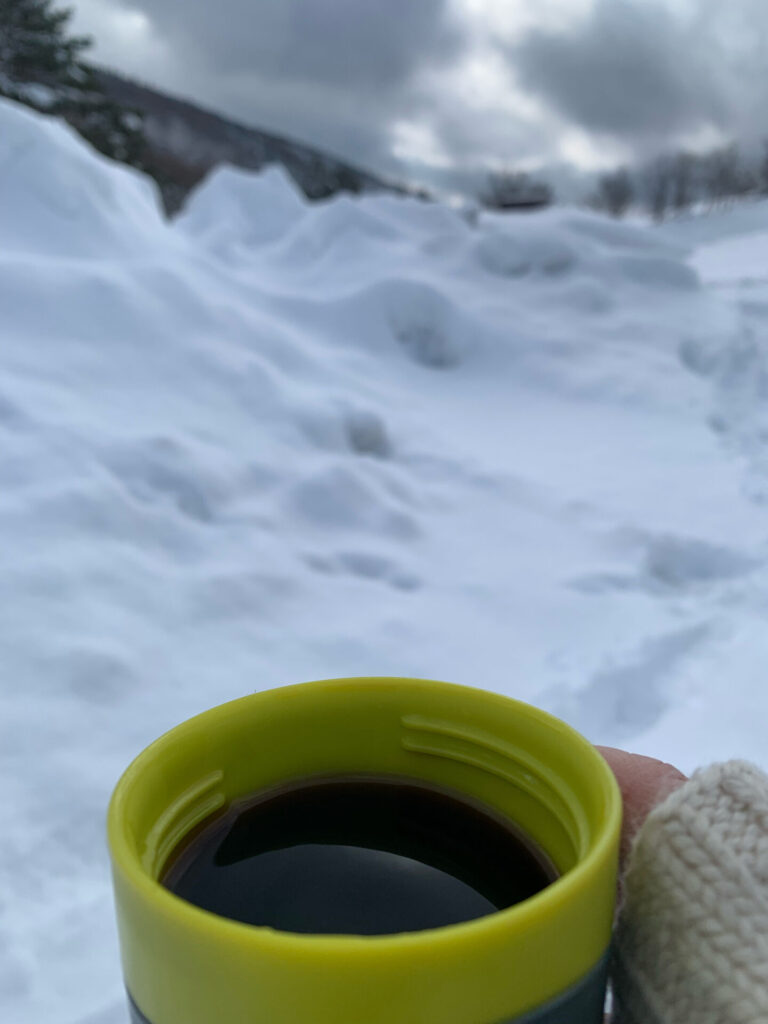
[108, 677, 621, 1024]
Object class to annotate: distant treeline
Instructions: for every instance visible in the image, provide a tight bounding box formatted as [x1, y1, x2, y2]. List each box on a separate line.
[590, 144, 768, 220]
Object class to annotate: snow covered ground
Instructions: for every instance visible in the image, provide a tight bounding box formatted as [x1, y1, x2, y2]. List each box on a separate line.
[2, 100, 768, 1023]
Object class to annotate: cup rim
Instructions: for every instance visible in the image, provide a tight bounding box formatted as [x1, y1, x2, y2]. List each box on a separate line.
[108, 676, 621, 951]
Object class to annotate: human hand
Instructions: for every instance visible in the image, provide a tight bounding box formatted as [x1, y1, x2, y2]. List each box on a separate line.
[595, 746, 687, 866]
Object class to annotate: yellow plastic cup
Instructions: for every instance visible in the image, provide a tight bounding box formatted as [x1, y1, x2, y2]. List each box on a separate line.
[108, 677, 621, 1024]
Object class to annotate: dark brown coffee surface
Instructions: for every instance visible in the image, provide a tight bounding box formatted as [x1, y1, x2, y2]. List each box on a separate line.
[161, 777, 557, 935]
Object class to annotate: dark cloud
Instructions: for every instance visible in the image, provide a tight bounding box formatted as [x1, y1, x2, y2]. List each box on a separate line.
[73, 0, 768, 189]
[429, 102, 559, 167]
[213, 71, 408, 178]
[128, 0, 463, 95]
[77, 0, 465, 180]
[511, 0, 727, 145]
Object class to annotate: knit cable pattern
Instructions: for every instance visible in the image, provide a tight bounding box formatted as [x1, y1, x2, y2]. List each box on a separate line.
[611, 761, 768, 1024]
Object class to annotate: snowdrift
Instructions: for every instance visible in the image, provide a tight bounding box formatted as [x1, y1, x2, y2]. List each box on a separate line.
[2, 99, 768, 1024]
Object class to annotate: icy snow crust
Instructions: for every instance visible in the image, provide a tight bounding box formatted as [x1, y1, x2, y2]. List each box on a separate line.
[2, 101, 768, 1022]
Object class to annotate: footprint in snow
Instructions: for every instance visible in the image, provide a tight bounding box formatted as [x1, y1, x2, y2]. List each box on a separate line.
[545, 624, 710, 742]
[102, 436, 223, 524]
[63, 646, 134, 706]
[0, 392, 28, 431]
[570, 534, 758, 594]
[304, 549, 421, 591]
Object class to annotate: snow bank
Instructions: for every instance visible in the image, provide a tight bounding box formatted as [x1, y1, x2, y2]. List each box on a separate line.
[3, 99, 768, 1024]
[177, 163, 306, 250]
[0, 100, 165, 258]
[657, 197, 768, 248]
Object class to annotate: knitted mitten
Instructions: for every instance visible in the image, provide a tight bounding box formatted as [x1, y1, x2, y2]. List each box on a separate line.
[611, 761, 768, 1024]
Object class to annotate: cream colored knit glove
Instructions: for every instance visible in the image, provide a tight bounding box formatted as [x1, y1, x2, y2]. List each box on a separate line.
[611, 761, 768, 1024]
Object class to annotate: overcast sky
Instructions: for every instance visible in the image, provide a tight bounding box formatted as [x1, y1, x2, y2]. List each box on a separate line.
[69, 0, 768, 191]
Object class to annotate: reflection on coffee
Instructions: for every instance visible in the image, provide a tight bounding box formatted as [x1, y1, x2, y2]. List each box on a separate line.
[161, 777, 558, 935]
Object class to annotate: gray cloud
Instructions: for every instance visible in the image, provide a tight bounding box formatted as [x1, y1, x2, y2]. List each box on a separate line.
[512, 0, 723, 142]
[211, 69, 408, 178]
[510, 0, 768, 153]
[429, 101, 560, 168]
[76, 0, 466, 179]
[72, 0, 768, 190]
[128, 0, 463, 95]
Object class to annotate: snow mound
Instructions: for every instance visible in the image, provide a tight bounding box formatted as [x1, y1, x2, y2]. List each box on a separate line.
[658, 198, 768, 248]
[359, 276, 467, 368]
[0, 101, 165, 258]
[178, 163, 306, 249]
[474, 227, 577, 278]
[363, 191, 470, 238]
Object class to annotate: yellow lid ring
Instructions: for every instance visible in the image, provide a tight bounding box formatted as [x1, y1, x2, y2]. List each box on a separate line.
[108, 678, 621, 1024]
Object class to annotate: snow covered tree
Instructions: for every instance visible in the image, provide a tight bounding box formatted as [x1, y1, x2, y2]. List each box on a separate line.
[703, 145, 754, 206]
[641, 157, 673, 222]
[480, 170, 553, 210]
[670, 151, 696, 213]
[0, 0, 87, 93]
[594, 167, 633, 217]
[0, 0, 144, 165]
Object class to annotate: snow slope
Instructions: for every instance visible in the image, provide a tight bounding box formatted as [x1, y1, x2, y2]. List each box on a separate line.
[2, 100, 768, 1023]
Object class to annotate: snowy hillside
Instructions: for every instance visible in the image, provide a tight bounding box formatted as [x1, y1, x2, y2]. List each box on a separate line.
[95, 69, 402, 213]
[3, 99, 768, 1023]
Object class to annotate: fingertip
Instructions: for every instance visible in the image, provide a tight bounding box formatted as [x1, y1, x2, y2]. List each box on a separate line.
[594, 745, 687, 859]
